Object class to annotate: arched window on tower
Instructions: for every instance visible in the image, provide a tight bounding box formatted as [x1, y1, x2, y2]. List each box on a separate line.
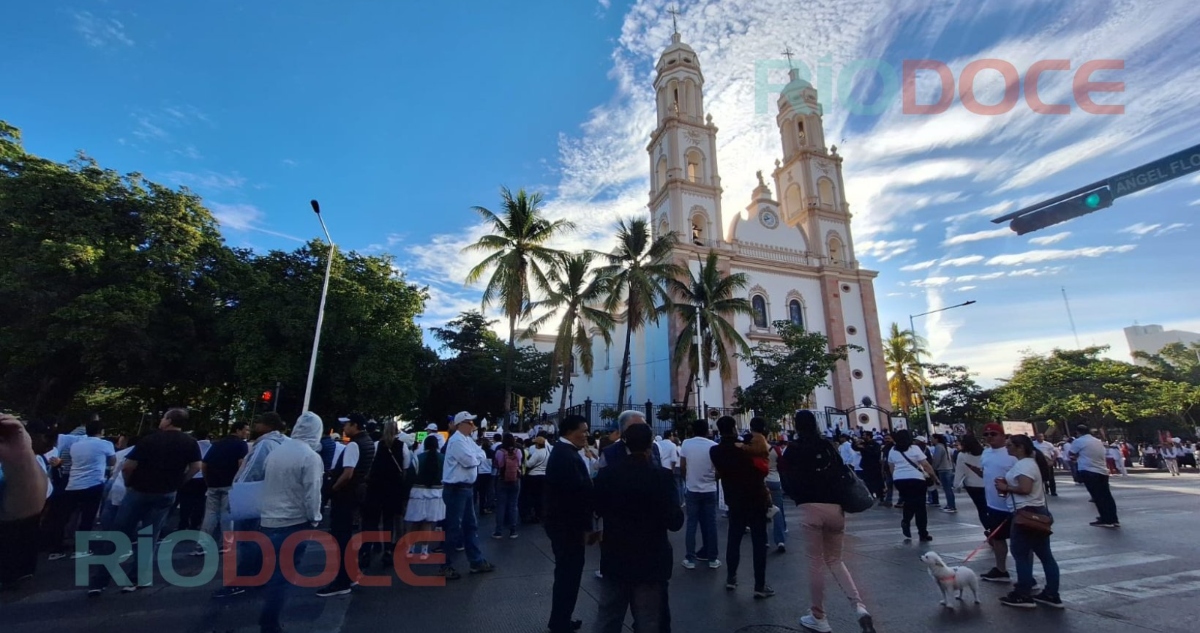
[751, 295, 768, 329]
[818, 178, 835, 206]
[828, 235, 844, 266]
[797, 120, 806, 145]
[788, 299, 804, 329]
[656, 157, 668, 191]
[686, 150, 703, 183]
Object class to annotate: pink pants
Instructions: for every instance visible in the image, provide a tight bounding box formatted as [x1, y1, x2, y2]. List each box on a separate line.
[799, 503, 864, 619]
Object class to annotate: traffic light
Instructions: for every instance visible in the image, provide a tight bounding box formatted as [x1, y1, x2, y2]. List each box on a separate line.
[260, 390, 273, 404]
[1010, 187, 1113, 235]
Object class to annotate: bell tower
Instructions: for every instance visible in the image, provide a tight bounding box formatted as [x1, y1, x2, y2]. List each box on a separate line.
[771, 58, 855, 268]
[647, 27, 724, 248]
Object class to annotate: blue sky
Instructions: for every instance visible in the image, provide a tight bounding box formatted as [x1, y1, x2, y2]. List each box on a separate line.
[4, 0, 1200, 384]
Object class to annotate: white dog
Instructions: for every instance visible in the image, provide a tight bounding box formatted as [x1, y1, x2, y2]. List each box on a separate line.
[920, 551, 980, 608]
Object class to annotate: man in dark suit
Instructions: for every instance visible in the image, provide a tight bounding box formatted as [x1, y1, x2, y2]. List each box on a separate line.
[544, 415, 594, 633]
[593, 424, 683, 633]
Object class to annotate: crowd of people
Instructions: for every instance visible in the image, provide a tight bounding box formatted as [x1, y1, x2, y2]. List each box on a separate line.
[0, 408, 1193, 632]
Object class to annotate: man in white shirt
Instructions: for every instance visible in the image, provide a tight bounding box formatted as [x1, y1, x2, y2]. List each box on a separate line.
[657, 431, 682, 503]
[258, 411, 324, 633]
[979, 423, 1018, 583]
[679, 419, 720, 570]
[48, 419, 114, 560]
[1032, 433, 1058, 496]
[1067, 425, 1119, 527]
[415, 423, 447, 455]
[440, 412, 495, 579]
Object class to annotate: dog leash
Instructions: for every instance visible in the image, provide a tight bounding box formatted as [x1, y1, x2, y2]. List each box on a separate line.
[959, 520, 1008, 563]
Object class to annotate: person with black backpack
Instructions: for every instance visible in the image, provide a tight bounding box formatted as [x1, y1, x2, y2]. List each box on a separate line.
[780, 411, 876, 633]
[360, 420, 413, 568]
[492, 433, 523, 539]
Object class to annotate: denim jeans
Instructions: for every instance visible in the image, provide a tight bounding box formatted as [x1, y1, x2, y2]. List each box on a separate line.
[1010, 506, 1059, 596]
[684, 490, 718, 561]
[259, 523, 311, 632]
[593, 578, 665, 633]
[1079, 470, 1119, 524]
[442, 484, 485, 569]
[88, 489, 175, 590]
[937, 471, 956, 510]
[494, 481, 520, 535]
[765, 481, 786, 545]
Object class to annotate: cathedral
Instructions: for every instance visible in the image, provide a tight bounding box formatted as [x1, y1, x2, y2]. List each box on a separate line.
[531, 31, 888, 431]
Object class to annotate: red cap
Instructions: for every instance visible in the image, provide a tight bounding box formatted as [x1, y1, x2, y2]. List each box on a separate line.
[983, 423, 1004, 435]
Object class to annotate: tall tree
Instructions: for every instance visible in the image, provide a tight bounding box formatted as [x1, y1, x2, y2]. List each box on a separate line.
[463, 187, 573, 419]
[595, 219, 682, 408]
[884, 322, 928, 413]
[525, 252, 615, 415]
[737, 321, 860, 425]
[666, 250, 753, 410]
[923, 363, 996, 431]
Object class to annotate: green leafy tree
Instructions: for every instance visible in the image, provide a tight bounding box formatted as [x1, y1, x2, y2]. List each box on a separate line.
[665, 250, 753, 409]
[923, 363, 997, 431]
[525, 252, 615, 415]
[463, 187, 573, 419]
[737, 321, 860, 424]
[595, 219, 682, 408]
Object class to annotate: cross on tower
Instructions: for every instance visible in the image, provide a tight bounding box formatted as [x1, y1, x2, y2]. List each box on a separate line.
[782, 45, 795, 66]
[667, 5, 681, 34]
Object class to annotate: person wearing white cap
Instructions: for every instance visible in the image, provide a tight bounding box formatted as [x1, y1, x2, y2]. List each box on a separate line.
[439, 412, 495, 579]
[415, 423, 447, 456]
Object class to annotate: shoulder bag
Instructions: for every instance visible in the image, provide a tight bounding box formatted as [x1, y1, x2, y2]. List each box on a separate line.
[899, 449, 937, 488]
[1010, 470, 1054, 536]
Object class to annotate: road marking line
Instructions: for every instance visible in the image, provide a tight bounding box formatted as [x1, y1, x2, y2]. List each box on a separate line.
[1061, 570, 1200, 604]
[1056, 552, 1174, 575]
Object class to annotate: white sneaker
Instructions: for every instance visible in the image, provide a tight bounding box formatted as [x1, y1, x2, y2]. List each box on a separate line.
[766, 505, 780, 519]
[941, 507, 957, 513]
[800, 613, 833, 632]
[708, 559, 722, 570]
[594, 570, 603, 579]
[48, 552, 69, 561]
[71, 551, 94, 559]
[681, 559, 696, 570]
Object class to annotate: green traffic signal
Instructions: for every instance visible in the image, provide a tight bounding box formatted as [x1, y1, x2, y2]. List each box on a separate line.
[1085, 192, 1101, 208]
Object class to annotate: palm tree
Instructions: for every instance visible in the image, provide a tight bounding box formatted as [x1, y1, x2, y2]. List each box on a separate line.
[525, 252, 616, 416]
[595, 219, 683, 408]
[666, 250, 753, 410]
[884, 322, 928, 413]
[463, 187, 574, 419]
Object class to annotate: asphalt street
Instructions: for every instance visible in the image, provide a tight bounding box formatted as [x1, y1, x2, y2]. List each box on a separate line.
[3, 469, 1198, 633]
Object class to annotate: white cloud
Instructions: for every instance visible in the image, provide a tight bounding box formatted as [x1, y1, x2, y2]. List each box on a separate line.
[912, 223, 927, 232]
[899, 259, 938, 271]
[955, 286, 977, 292]
[942, 227, 1012, 246]
[1029, 231, 1071, 246]
[953, 272, 1005, 283]
[985, 245, 1136, 266]
[908, 276, 952, 288]
[73, 11, 134, 48]
[1154, 222, 1189, 237]
[940, 254, 984, 267]
[856, 238, 918, 262]
[163, 170, 247, 192]
[1119, 222, 1161, 236]
[208, 202, 305, 242]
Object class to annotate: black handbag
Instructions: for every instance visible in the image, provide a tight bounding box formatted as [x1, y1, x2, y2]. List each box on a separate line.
[837, 465, 875, 513]
[899, 450, 937, 488]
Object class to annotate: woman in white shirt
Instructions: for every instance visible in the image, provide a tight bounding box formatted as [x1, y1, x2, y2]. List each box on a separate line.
[1161, 443, 1181, 476]
[995, 434, 1061, 609]
[885, 430, 937, 542]
[953, 434, 988, 528]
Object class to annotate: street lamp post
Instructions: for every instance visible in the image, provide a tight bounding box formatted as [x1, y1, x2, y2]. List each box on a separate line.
[908, 300, 976, 433]
[691, 251, 705, 424]
[303, 199, 335, 413]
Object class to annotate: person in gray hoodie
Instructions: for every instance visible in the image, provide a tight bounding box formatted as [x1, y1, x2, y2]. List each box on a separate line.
[258, 411, 325, 633]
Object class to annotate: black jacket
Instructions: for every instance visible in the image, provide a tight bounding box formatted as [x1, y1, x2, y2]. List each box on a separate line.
[543, 440, 594, 535]
[709, 438, 766, 512]
[594, 455, 683, 583]
[780, 437, 844, 505]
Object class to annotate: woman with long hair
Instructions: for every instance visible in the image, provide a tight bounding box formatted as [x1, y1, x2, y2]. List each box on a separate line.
[886, 429, 936, 542]
[782, 411, 876, 633]
[361, 420, 413, 567]
[954, 434, 988, 528]
[996, 434, 1062, 609]
[492, 434, 523, 539]
[404, 435, 445, 560]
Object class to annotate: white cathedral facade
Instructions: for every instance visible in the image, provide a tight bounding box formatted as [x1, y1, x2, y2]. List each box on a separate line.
[530, 33, 889, 431]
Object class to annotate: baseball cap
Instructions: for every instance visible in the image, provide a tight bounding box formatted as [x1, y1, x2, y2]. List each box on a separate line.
[982, 423, 1004, 435]
[425, 423, 439, 431]
[452, 411, 477, 425]
[915, 435, 928, 443]
[345, 413, 368, 428]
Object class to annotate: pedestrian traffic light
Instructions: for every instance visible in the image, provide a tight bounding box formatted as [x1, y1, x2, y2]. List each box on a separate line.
[1009, 186, 1113, 235]
[260, 390, 273, 404]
